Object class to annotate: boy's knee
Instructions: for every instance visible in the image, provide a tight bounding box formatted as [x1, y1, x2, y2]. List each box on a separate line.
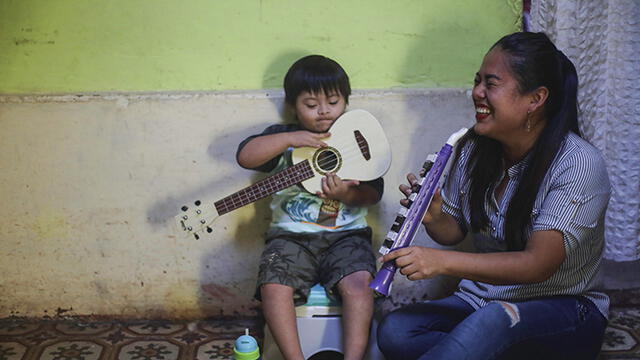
[337, 271, 373, 297]
[260, 283, 295, 300]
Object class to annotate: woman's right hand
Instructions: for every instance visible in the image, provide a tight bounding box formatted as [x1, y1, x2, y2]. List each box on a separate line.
[399, 172, 445, 225]
[288, 130, 330, 148]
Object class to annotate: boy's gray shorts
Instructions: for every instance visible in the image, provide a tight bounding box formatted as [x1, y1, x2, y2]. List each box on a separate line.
[255, 227, 377, 306]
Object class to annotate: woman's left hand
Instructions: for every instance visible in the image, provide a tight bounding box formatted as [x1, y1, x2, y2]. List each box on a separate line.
[380, 246, 445, 281]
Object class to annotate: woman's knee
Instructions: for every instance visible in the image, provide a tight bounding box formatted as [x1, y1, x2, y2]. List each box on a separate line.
[376, 310, 414, 351]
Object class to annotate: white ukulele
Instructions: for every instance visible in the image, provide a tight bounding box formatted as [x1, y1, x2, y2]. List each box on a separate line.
[176, 109, 392, 239]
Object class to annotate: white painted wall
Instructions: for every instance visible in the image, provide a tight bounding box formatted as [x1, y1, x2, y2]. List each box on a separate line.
[0, 89, 474, 319]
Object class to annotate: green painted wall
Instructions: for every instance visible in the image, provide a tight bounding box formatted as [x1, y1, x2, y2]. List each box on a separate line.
[0, 0, 521, 94]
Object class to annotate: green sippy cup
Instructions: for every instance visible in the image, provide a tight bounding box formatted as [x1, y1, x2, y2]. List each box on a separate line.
[234, 328, 261, 360]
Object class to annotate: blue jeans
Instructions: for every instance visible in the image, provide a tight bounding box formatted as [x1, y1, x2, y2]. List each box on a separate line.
[377, 295, 607, 360]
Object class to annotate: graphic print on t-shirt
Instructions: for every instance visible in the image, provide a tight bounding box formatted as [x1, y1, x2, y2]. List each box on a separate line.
[317, 199, 340, 227]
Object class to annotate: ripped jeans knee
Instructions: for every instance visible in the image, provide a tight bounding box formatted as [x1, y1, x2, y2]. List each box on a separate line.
[492, 300, 521, 328]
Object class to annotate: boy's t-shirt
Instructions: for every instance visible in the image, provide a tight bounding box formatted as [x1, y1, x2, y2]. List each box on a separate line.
[237, 123, 384, 233]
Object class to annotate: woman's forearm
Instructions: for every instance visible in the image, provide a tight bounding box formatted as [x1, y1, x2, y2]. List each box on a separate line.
[424, 212, 465, 246]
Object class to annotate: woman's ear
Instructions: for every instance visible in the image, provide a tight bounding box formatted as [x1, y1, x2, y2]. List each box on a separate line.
[528, 86, 549, 113]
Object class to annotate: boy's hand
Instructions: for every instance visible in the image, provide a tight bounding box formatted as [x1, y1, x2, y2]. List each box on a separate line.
[289, 130, 330, 148]
[317, 173, 359, 202]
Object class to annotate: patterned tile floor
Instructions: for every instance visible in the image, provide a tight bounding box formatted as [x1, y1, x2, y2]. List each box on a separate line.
[0, 317, 262, 360]
[0, 290, 638, 360]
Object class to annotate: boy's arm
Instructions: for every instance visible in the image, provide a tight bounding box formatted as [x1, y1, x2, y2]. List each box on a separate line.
[237, 132, 296, 169]
[236, 125, 329, 170]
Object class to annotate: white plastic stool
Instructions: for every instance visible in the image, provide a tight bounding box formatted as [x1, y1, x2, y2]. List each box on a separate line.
[262, 284, 384, 360]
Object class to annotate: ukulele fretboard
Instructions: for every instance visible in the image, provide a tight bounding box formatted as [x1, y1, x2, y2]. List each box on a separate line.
[214, 160, 315, 215]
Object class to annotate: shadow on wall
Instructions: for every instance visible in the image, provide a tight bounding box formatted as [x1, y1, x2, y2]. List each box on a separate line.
[262, 50, 311, 123]
[145, 126, 262, 231]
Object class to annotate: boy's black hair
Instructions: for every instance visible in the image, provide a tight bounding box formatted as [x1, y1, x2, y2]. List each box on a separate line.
[283, 55, 351, 106]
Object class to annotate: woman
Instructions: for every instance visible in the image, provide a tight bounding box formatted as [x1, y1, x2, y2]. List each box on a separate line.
[377, 32, 610, 360]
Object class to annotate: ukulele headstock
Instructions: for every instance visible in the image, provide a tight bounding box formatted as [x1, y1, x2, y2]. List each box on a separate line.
[175, 200, 218, 240]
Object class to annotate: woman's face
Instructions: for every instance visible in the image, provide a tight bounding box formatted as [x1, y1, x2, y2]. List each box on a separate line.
[472, 47, 532, 143]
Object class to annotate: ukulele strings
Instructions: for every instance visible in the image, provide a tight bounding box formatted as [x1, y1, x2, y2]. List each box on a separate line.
[217, 135, 375, 209]
[310, 136, 370, 170]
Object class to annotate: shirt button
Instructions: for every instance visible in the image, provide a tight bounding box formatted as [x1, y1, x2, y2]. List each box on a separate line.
[492, 226, 496, 231]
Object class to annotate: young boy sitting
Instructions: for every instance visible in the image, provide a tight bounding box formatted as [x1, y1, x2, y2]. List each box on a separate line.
[236, 55, 384, 360]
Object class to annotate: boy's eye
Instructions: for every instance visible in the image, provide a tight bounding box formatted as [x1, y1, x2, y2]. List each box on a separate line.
[305, 104, 317, 108]
[329, 101, 338, 105]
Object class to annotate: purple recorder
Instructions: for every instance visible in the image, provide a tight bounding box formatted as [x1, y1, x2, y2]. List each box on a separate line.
[369, 128, 468, 296]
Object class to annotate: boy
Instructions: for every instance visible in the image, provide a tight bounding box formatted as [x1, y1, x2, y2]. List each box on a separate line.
[236, 55, 384, 360]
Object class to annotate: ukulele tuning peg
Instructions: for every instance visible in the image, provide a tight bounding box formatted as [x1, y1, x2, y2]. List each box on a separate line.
[181, 206, 188, 212]
[194, 233, 200, 240]
[206, 226, 213, 233]
[195, 200, 201, 206]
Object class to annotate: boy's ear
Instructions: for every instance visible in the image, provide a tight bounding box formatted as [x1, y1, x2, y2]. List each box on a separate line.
[528, 86, 549, 113]
[283, 102, 297, 123]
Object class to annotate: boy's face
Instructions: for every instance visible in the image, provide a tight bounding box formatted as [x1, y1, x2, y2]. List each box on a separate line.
[294, 90, 347, 133]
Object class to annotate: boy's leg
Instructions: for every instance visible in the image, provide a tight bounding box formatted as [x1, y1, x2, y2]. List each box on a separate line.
[256, 230, 323, 360]
[261, 283, 305, 360]
[337, 270, 374, 360]
[322, 228, 377, 360]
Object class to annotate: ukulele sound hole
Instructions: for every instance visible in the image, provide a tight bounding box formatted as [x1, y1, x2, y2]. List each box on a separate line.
[313, 147, 342, 174]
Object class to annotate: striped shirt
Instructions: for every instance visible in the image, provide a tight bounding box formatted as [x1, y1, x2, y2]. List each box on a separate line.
[441, 132, 611, 318]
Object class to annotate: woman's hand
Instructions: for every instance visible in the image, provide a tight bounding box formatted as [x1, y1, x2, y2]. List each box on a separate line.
[380, 246, 445, 281]
[399, 173, 465, 246]
[317, 173, 360, 202]
[399, 173, 445, 225]
[289, 130, 330, 148]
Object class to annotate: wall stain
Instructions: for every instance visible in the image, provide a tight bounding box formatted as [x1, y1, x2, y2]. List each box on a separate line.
[32, 211, 69, 240]
[385, 31, 427, 39]
[201, 283, 235, 302]
[14, 38, 56, 46]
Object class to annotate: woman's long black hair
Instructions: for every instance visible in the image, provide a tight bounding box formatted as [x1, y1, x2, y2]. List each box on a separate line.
[458, 32, 581, 251]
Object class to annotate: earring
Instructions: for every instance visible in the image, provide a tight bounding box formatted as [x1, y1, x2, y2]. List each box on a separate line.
[526, 111, 532, 132]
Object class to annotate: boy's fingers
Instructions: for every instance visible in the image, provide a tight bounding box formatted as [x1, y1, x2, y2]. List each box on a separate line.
[344, 179, 360, 187]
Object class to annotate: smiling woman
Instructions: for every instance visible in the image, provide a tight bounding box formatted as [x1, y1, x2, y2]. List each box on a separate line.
[377, 32, 612, 360]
